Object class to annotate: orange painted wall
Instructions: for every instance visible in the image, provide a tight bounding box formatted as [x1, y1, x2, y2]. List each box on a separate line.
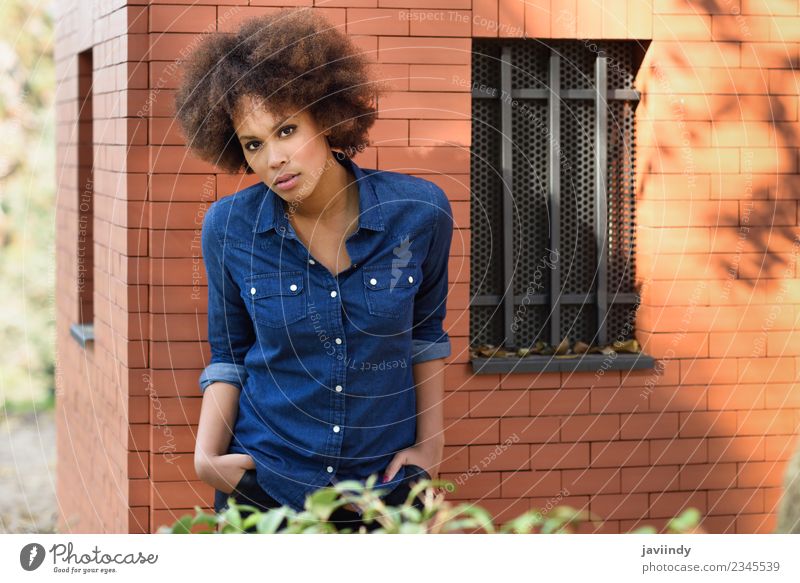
[53, 0, 800, 534]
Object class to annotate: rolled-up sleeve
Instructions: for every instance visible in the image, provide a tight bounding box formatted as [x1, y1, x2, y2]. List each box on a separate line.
[411, 184, 453, 365]
[198, 202, 255, 393]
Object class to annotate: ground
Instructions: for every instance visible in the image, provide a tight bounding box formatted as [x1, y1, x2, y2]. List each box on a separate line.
[0, 408, 57, 533]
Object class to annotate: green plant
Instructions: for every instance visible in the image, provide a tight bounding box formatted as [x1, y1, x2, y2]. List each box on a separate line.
[158, 474, 704, 535]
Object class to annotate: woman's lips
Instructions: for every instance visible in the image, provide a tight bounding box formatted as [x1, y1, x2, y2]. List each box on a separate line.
[275, 174, 299, 190]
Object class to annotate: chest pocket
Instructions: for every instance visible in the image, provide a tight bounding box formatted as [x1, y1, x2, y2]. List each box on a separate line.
[243, 271, 307, 328]
[362, 263, 419, 319]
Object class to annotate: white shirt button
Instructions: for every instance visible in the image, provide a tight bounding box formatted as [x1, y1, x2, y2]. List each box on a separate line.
[330, 290, 337, 298]
[369, 277, 377, 286]
[335, 337, 342, 345]
[308, 258, 316, 265]
[326, 466, 334, 473]
[289, 283, 298, 292]
[250, 287, 256, 295]
[408, 275, 414, 283]
[333, 425, 340, 433]
[335, 384, 342, 392]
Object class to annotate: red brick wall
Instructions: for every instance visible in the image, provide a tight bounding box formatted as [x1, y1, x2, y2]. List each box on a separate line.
[55, 0, 150, 533]
[54, 0, 800, 534]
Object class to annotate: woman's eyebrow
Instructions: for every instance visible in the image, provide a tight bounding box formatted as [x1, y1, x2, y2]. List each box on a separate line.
[238, 115, 294, 141]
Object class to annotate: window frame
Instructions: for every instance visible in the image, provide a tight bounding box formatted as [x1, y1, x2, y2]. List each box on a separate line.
[469, 41, 654, 374]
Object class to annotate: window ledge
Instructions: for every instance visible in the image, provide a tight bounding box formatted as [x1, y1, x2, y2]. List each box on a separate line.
[471, 352, 655, 374]
[70, 323, 94, 347]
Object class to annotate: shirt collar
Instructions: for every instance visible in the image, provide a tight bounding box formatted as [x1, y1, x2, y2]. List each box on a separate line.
[252, 150, 385, 236]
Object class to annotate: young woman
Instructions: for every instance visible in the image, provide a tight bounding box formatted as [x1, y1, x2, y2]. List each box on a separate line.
[174, 8, 453, 532]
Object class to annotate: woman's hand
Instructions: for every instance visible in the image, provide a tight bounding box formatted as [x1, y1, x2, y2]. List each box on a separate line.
[195, 452, 255, 494]
[383, 437, 444, 484]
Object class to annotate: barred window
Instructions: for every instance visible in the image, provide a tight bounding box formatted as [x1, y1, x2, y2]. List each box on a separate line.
[469, 39, 654, 373]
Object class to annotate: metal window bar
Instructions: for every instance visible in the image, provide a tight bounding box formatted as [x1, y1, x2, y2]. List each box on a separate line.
[595, 56, 608, 346]
[548, 51, 562, 348]
[500, 46, 515, 347]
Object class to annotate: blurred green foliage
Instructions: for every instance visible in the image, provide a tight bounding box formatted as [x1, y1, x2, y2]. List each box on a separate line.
[159, 475, 705, 535]
[0, 0, 56, 413]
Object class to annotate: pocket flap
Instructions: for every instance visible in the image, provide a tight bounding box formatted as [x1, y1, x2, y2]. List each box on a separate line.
[362, 264, 418, 290]
[244, 271, 304, 299]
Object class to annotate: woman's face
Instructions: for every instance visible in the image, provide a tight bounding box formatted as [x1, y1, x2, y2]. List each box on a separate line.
[232, 94, 332, 205]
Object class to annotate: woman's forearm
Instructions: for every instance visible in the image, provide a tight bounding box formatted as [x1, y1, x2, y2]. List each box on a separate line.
[194, 381, 241, 473]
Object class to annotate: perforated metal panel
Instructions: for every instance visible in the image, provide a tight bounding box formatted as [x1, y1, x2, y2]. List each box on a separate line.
[470, 39, 641, 350]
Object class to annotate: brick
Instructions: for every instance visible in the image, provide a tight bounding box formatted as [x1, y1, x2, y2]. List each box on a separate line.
[625, 1, 653, 39]
[561, 415, 621, 441]
[655, 14, 711, 40]
[591, 493, 649, 521]
[741, 0, 796, 16]
[501, 469, 562, 498]
[378, 37, 470, 64]
[408, 64, 470, 91]
[680, 358, 740, 385]
[480, 497, 533, 527]
[707, 384, 766, 410]
[469, 444, 531, 471]
[738, 357, 795, 383]
[379, 92, 469, 119]
[736, 513, 776, 534]
[641, 332, 708, 358]
[766, 384, 800, 408]
[151, 480, 212, 510]
[622, 466, 680, 492]
[712, 15, 772, 41]
[347, 8, 408, 36]
[708, 488, 763, 514]
[531, 443, 591, 470]
[469, 390, 529, 417]
[737, 409, 797, 435]
[444, 418, 500, 445]
[649, 385, 707, 412]
[591, 440, 650, 467]
[530, 389, 590, 415]
[708, 436, 766, 462]
[440, 470, 501, 499]
[738, 461, 787, 488]
[679, 462, 737, 490]
[649, 490, 707, 518]
[563, 468, 622, 495]
[498, 0, 525, 38]
[149, 5, 216, 33]
[765, 435, 799, 460]
[679, 411, 738, 438]
[591, 387, 648, 413]
[621, 412, 679, 439]
[524, 0, 550, 37]
[410, 9, 472, 36]
[650, 438, 707, 464]
[708, 332, 767, 358]
[409, 120, 471, 146]
[500, 417, 561, 443]
[473, 0, 500, 37]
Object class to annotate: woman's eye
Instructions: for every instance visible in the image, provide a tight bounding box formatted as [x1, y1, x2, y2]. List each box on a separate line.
[243, 126, 295, 151]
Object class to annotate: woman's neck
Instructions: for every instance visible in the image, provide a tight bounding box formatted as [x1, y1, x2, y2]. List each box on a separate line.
[289, 153, 359, 228]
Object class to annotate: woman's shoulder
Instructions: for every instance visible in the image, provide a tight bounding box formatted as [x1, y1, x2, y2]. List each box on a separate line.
[364, 168, 451, 225]
[203, 182, 268, 243]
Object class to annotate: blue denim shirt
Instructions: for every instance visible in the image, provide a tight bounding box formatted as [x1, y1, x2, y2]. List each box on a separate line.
[198, 150, 452, 511]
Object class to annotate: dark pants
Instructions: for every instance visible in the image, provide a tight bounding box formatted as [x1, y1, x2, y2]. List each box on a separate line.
[214, 464, 431, 533]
